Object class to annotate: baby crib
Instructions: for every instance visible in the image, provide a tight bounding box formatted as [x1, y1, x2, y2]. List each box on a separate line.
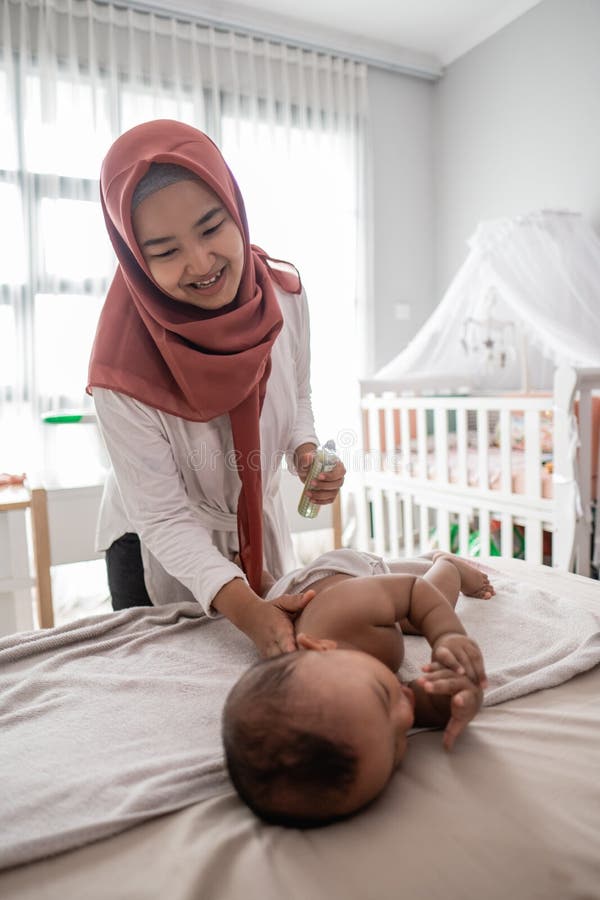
[347, 366, 600, 575]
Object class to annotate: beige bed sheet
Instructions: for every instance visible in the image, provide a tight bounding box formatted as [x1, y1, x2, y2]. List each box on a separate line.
[2, 560, 599, 900]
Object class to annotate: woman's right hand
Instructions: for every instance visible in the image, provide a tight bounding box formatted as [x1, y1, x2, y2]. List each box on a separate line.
[212, 577, 315, 657]
[244, 590, 316, 657]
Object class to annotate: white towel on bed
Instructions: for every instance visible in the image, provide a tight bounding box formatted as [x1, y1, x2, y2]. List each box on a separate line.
[399, 570, 600, 705]
[1, 569, 599, 868]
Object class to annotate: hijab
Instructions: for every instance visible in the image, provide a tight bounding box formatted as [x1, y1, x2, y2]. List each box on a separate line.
[88, 119, 301, 595]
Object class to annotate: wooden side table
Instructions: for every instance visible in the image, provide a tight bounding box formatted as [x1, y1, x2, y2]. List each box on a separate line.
[30, 487, 55, 629]
[0, 486, 35, 635]
[28, 482, 106, 630]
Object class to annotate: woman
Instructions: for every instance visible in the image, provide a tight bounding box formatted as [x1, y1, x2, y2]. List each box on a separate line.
[88, 119, 345, 657]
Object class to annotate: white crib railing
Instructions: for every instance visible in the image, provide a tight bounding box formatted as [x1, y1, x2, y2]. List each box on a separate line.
[348, 366, 600, 574]
[553, 366, 600, 573]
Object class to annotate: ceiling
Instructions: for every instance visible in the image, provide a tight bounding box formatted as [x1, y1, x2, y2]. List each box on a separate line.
[142, 0, 545, 73]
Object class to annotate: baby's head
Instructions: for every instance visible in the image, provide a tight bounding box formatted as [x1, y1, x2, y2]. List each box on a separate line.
[222, 644, 415, 827]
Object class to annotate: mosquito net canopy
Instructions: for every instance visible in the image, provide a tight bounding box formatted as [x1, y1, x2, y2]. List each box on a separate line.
[371, 210, 600, 393]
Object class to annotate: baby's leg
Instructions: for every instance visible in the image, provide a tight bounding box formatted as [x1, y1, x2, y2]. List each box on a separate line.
[432, 552, 495, 599]
[423, 556, 461, 606]
[390, 553, 495, 598]
[388, 559, 431, 577]
[387, 551, 437, 578]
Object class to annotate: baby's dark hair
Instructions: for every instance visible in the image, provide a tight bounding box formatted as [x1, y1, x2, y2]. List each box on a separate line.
[222, 652, 359, 828]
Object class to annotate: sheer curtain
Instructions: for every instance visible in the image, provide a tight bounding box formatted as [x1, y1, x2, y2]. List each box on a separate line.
[0, 0, 368, 476]
[374, 210, 600, 392]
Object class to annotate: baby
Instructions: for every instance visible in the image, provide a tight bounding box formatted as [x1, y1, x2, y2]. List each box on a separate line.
[222, 549, 492, 828]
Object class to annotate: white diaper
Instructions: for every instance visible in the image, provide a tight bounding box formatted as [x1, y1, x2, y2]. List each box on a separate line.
[264, 549, 390, 601]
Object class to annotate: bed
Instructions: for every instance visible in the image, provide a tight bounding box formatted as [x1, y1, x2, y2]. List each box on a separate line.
[350, 365, 600, 575]
[1, 557, 599, 900]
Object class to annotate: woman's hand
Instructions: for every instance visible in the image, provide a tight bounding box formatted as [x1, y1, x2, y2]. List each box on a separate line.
[294, 442, 346, 506]
[251, 590, 316, 657]
[212, 577, 315, 658]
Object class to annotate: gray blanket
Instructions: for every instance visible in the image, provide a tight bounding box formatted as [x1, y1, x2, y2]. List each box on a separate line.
[1, 570, 599, 869]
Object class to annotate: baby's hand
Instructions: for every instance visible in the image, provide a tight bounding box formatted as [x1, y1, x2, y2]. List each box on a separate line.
[428, 632, 487, 688]
[417, 663, 484, 751]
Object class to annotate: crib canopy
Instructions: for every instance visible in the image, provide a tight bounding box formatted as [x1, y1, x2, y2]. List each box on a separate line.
[372, 210, 600, 392]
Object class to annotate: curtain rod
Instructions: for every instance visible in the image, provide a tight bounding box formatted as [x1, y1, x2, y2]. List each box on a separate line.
[97, 0, 442, 80]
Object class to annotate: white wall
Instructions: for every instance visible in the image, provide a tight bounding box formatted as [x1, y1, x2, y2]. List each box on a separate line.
[270, 0, 600, 376]
[367, 67, 435, 372]
[434, 0, 600, 296]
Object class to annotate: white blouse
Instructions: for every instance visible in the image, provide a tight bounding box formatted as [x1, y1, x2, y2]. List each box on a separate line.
[93, 286, 319, 615]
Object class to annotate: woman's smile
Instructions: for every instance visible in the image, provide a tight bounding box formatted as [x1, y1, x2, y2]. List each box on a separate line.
[132, 179, 245, 310]
[187, 267, 225, 289]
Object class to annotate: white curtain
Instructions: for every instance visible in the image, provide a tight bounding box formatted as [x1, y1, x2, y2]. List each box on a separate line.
[0, 0, 368, 475]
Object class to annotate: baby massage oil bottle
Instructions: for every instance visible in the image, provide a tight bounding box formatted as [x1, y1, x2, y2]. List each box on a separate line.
[297, 440, 338, 519]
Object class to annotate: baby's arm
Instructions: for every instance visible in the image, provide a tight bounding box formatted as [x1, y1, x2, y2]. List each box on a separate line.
[376, 573, 486, 686]
[294, 568, 485, 685]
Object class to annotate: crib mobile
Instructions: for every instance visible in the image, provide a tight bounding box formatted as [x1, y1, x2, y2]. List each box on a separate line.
[460, 289, 529, 391]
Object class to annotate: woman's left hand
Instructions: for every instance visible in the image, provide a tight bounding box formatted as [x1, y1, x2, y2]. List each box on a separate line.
[295, 442, 346, 506]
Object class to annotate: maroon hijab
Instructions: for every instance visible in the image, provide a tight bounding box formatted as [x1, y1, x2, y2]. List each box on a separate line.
[88, 119, 301, 594]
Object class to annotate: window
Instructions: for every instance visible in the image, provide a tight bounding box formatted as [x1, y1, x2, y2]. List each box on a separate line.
[0, 0, 366, 479]
[222, 116, 360, 440]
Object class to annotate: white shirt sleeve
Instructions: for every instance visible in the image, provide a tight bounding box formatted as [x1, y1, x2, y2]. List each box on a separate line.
[94, 389, 244, 615]
[285, 287, 320, 474]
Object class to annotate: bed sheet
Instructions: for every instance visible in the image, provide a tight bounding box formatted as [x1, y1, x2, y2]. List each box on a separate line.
[1, 560, 599, 900]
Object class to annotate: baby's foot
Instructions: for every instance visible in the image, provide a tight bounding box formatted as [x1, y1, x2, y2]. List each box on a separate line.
[433, 552, 495, 599]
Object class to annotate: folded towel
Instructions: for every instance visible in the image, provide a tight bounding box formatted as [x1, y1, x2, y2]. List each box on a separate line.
[1, 567, 599, 868]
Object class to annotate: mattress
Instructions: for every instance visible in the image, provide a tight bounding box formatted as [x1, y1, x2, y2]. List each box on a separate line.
[1, 559, 599, 900]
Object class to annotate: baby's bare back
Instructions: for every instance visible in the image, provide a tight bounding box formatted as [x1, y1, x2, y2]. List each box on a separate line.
[295, 573, 414, 671]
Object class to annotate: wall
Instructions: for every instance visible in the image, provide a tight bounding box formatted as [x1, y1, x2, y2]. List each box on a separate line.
[367, 67, 435, 373]
[434, 0, 600, 296]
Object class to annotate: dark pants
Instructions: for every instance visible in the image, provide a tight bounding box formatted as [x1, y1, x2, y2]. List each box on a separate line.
[105, 533, 153, 611]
